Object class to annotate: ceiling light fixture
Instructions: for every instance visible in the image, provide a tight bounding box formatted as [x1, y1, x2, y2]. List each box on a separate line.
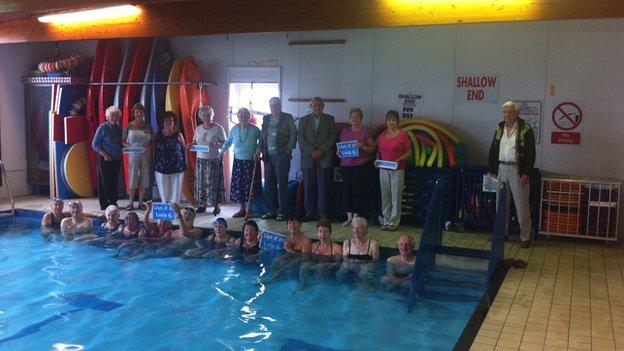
[38, 5, 141, 24]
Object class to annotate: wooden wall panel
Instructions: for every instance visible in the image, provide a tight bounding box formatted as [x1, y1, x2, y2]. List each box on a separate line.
[0, 0, 623, 44]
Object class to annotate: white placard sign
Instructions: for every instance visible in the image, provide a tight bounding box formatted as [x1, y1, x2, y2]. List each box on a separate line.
[398, 93, 423, 119]
[516, 101, 542, 144]
[454, 73, 499, 103]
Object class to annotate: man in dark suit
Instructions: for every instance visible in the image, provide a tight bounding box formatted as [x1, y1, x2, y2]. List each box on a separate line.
[297, 97, 337, 221]
[256, 97, 297, 221]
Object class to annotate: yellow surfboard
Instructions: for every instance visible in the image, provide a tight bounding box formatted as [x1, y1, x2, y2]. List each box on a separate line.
[165, 58, 183, 121]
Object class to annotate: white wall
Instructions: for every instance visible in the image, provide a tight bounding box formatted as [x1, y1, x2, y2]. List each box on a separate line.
[0, 41, 55, 199]
[2, 19, 623, 232]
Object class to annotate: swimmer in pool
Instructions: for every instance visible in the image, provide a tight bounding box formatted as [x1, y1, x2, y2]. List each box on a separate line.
[41, 197, 70, 230]
[297, 219, 342, 290]
[235, 220, 261, 256]
[60, 201, 93, 238]
[140, 200, 173, 242]
[261, 216, 312, 284]
[380, 234, 416, 291]
[185, 217, 235, 258]
[74, 205, 121, 243]
[108, 212, 145, 246]
[336, 217, 379, 285]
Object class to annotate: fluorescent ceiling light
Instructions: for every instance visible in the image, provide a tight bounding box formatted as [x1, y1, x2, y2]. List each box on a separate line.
[38, 5, 141, 24]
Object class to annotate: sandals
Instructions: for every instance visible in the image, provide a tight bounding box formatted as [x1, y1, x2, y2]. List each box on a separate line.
[138, 203, 147, 211]
[126, 204, 134, 211]
[387, 225, 398, 231]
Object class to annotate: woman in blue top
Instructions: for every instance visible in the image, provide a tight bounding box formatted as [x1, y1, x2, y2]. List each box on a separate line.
[154, 111, 187, 203]
[92, 106, 123, 210]
[220, 108, 261, 218]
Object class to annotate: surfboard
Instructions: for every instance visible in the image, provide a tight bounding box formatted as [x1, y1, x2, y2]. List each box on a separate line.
[62, 141, 94, 197]
[85, 40, 107, 190]
[113, 40, 136, 110]
[151, 41, 172, 132]
[137, 39, 159, 201]
[98, 39, 123, 121]
[165, 58, 183, 126]
[179, 57, 209, 204]
[122, 38, 154, 196]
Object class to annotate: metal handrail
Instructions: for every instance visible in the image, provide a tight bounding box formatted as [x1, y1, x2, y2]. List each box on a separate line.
[0, 160, 15, 221]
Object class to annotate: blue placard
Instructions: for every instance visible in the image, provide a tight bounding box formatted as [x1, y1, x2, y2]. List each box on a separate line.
[123, 147, 144, 154]
[336, 140, 359, 158]
[374, 159, 398, 170]
[259, 230, 286, 251]
[189, 145, 211, 153]
[152, 202, 176, 220]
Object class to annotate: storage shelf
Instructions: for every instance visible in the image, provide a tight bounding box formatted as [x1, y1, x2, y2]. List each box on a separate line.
[538, 174, 620, 242]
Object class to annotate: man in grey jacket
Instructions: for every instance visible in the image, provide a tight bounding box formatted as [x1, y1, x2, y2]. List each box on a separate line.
[256, 97, 297, 221]
[297, 97, 337, 221]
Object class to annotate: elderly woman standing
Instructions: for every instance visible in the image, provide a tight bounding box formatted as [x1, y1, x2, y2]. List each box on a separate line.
[154, 111, 187, 203]
[92, 106, 123, 210]
[189, 106, 225, 214]
[220, 108, 261, 218]
[338, 107, 374, 226]
[377, 110, 411, 231]
[122, 103, 153, 211]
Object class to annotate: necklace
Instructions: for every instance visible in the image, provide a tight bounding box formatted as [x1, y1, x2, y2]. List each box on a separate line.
[238, 125, 249, 144]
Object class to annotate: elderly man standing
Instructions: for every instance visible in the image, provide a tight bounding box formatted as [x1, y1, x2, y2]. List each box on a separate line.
[488, 101, 536, 248]
[298, 97, 337, 221]
[256, 97, 297, 221]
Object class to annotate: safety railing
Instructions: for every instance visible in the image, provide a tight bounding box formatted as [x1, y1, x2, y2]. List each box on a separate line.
[0, 160, 15, 222]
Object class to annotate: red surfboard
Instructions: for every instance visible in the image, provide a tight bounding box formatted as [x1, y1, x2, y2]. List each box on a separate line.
[179, 57, 209, 204]
[98, 39, 123, 124]
[122, 38, 154, 193]
[85, 40, 107, 190]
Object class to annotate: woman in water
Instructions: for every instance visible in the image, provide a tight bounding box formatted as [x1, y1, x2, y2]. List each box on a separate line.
[297, 219, 342, 290]
[41, 197, 70, 230]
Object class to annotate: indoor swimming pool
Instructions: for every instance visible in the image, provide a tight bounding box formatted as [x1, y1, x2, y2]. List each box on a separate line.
[0, 217, 488, 350]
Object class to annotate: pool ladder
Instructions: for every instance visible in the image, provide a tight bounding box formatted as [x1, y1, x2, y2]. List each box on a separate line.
[0, 160, 15, 222]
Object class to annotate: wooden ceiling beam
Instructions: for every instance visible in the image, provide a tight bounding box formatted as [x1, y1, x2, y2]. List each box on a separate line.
[0, 0, 623, 44]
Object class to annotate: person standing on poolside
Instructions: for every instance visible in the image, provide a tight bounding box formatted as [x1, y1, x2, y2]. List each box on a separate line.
[122, 102, 153, 211]
[298, 97, 337, 221]
[377, 110, 411, 232]
[487, 100, 536, 248]
[154, 111, 187, 204]
[221, 108, 261, 218]
[256, 97, 297, 222]
[92, 106, 123, 210]
[189, 106, 225, 215]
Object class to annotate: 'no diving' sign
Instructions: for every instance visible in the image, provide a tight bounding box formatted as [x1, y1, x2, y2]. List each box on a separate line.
[551, 101, 583, 144]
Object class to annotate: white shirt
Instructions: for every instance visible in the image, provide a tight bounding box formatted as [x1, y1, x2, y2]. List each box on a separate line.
[498, 122, 518, 163]
[193, 123, 225, 159]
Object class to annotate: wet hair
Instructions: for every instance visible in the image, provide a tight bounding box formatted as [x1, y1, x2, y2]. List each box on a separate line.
[68, 200, 82, 209]
[198, 105, 215, 118]
[349, 107, 363, 119]
[125, 212, 139, 222]
[287, 215, 302, 224]
[386, 110, 400, 122]
[397, 234, 415, 247]
[51, 197, 64, 206]
[132, 102, 145, 114]
[183, 206, 196, 215]
[243, 219, 259, 233]
[352, 217, 369, 231]
[316, 218, 332, 232]
[213, 217, 227, 228]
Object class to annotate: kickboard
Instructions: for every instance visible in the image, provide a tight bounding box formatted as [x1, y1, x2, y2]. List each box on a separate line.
[54, 141, 76, 198]
[62, 141, 94, 198]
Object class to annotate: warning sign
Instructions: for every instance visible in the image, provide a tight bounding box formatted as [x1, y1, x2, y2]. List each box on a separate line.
[550, 100, 584, 145]
[551, 102, 582, 131]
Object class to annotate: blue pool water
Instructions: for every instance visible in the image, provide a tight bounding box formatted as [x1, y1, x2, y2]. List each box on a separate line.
[0, 218, 485, 350]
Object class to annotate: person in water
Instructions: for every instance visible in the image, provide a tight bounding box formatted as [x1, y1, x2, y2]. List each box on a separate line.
[41, 197, 70, 230]
[297, 219, 343, 290]
[235, 220, 261, 256]
[141, 200, 173, 242]
[74, 205, 120, 243]
[336, 217, 379, 284]
[185, 217, 235, 258]
[380, 234, 416, 291]
[107, 212, 145, 246]
[169, 203, 203, 247]
[262, 216, 312, 284]
[60, 201, 93, 238]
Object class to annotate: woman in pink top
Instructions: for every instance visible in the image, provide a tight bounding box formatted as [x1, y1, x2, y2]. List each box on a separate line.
[376, 110, 411, 231]
[338, 108, 374, 227]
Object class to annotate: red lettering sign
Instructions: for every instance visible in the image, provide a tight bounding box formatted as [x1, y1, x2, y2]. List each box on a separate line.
[551, 132, 581, 144]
